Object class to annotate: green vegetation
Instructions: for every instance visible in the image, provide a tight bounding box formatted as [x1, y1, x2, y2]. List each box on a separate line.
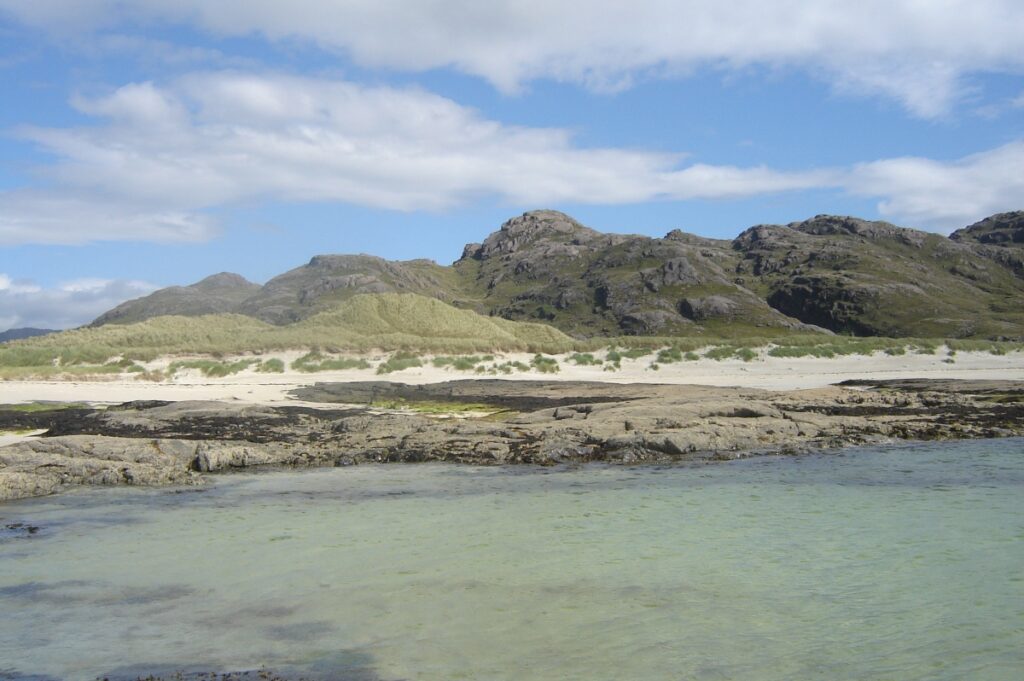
[0, 401, 89, 412]
[167, 359, 257, 378]
[499, 361, 531, 374]
[603, 350, 622, 371]
[2, 291, 1022, 381]
[703, 346, 736, 361]
[0, 294, 576, 375]
[376, 351, 424, 375]
[568, 352, 600, 366]
[531, 354, 560, 374]
[432, 355, 494, 371]
[735, 347, 757, 362]
[656, 347, 684, 364]
[291, 351, 371, 372]
[256, 358, 286, 373]
[762, 335, 1023, 359]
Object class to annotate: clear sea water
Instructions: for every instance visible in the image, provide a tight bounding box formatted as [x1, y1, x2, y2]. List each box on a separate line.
[1, 438, 1022, 681]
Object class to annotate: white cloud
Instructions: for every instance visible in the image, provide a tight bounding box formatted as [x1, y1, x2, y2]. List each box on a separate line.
[7, 72, 827, 242]
[0, 275, 157, 330]
[0, 274, 41, 294]
[845, 141, 1024, 231]
[0, 191, 216, 245]
[4, 72, 1022, 244]
[2, 1, 1022, 117]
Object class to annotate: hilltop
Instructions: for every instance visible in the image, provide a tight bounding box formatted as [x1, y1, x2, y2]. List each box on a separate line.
[88, 210, 1024, 340]
[0, 328, 57, 344]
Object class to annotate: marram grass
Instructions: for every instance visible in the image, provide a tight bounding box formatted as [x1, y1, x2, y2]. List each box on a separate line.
[0, 293, 577, 373]
[1, 292, 1022, 378]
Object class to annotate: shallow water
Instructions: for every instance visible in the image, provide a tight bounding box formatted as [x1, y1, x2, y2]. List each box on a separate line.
[1, 438, 1022, 681]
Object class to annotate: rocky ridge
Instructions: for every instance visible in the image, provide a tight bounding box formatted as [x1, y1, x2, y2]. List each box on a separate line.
[88, 210, 1024, 339]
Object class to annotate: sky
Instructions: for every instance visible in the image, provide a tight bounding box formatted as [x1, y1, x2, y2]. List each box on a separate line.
[1, 1, 1023, 331]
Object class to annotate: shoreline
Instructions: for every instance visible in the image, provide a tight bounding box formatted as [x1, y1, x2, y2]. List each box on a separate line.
[2, 377, 1022, 502]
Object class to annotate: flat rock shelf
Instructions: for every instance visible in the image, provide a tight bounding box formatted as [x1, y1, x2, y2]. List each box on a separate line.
[1, 378, 1022, 502]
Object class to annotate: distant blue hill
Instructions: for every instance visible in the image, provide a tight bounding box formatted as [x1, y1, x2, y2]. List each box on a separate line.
[0, 327, 59, 343]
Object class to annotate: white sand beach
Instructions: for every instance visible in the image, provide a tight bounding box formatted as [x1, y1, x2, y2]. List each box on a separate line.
[2, 348, 1021, 406]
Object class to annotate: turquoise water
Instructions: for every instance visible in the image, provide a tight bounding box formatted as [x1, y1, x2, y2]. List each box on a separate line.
[1, 438, 1022, 680]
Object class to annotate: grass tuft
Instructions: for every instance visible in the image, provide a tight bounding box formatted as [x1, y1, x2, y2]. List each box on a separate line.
[377, 351, 424, 375]
[531, 354, 560, 373]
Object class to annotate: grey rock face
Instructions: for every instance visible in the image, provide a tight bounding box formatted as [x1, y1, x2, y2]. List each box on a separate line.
[951, 211, 1024, 246]
[679, 296, 739, 321]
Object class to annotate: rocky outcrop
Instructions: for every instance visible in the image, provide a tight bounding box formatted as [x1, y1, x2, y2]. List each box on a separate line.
[454, 210, 799, 336]
[735, 214, 1024, 338]
[951, 212, 1024, 279]
[0, 435, 201, 500]
[951, 211, 1024, 246]
[3, 379, 1022, 502]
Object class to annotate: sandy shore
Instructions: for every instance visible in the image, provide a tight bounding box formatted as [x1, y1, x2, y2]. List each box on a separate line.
[1, 348, 1022, 406]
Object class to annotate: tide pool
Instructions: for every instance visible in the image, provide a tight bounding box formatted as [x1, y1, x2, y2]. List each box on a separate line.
[1, 438, 1022, 680]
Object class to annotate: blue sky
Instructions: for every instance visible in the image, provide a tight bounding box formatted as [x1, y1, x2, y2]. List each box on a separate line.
[1, 1, 1023, 330]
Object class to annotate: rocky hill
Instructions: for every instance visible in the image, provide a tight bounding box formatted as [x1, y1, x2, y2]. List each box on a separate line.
[90, 210, 1024, 339]
[0, 327, 57, 343]
[91, 272, 260, 326]
[236, 254, 460, 325]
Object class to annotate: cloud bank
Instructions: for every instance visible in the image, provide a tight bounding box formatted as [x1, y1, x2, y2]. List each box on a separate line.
[0, 275, 157, 330]
[3, 72, 1020, 246]
[3, 0, 1022, 118]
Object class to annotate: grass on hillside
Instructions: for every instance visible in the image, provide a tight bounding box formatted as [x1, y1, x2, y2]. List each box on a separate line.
[0, 293, 577, 377]
[2, 292, 1023, 380]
